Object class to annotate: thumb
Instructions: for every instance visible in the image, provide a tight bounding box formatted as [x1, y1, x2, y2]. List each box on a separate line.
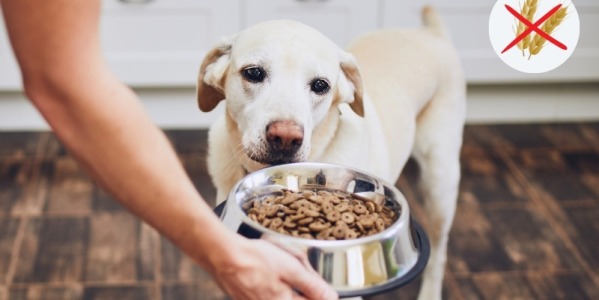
[281, 264, 338, 300]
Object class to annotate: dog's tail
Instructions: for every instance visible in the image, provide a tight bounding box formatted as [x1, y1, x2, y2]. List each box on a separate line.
[422, 5, 449, 38]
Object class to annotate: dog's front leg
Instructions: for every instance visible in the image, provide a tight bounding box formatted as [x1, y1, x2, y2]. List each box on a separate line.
[413, 146, 461, 300]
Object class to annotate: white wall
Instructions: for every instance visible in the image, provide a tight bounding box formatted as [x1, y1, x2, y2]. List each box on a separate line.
[1, 0, 598, 131]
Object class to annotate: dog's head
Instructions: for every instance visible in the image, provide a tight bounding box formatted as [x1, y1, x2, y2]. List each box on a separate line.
[197, 20, 363, 166]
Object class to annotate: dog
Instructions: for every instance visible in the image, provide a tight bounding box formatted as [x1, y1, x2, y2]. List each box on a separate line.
[196, 6, 465, 300]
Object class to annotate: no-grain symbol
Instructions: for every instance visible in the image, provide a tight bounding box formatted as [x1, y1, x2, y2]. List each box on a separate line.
[489, 0, 580, 73]
[512, 0, 569, 59]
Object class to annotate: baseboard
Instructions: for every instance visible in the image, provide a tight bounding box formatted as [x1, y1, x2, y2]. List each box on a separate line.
[1, 84, 598, 131]
[0, 88, 224, 131]
[466, 83, 599, 124]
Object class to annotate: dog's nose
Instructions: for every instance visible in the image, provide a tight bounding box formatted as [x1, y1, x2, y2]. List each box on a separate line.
[266, 120, 304, 155]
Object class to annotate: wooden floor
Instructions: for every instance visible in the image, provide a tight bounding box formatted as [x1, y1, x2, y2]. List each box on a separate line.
[0, 123, 598, 300]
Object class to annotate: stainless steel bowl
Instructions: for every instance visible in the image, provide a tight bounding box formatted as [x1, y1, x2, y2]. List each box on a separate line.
[216, 162, 429, 298]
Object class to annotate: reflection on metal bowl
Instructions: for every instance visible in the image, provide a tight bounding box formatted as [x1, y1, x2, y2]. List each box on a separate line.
[216, 162, 429, 298]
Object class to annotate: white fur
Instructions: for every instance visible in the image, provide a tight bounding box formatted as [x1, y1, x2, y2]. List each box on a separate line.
[198, 7, 465, 300]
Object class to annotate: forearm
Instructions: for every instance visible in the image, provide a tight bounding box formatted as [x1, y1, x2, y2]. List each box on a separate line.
[2, 2, 339, 299]
[32, 71, 234, 271]
[1, 0, 236, 273]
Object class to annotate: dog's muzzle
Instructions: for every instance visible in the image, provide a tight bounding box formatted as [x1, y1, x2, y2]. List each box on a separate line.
[257, 120, 304, 165]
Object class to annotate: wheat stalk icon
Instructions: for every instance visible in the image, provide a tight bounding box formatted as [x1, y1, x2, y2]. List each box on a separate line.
[516, 0, 539, 56]
[513, 0, 568, 59]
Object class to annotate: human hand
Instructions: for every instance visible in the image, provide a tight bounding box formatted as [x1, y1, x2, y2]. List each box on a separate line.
[211, 237, 338, 300]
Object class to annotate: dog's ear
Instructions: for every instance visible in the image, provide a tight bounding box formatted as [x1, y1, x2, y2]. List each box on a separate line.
[197, 37, 233, 112]
[338, 51, 365, 117]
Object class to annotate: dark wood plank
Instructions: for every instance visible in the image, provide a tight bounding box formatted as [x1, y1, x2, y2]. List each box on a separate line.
[485, 207, 580, 270]
[562, 206, 599, 271]
[2, 124, 599, 300]
[84, 212, 154, 282]
[8, 285, 82, 300]
[511, 149, 599, 203]
[364, 275, 463, 300]
[91, 188, 125, 212]
[82, 285, 152, 300]
[10, 160, 52, 216]
[448, 204, 513, 274]
[164, 130, 209, 155]
[455, 271, 599, 300]
[41, 134, 68, 160]
[137, 222, 158, 281]
[160, 236, 224, 299]
[462, 125, 514, 152]
[449, 205, 580, 273]
[161, 282, 227, 300]
[0, 132, 43, 159]
[160, 237, 209, 281]
[459, 147, 528, 204]
[179, 154, 217, 207]
[540, 124, 594, 150]
[13, 217, 88, 283]
[463, 124, 566, 152]
[45, 158, 92, 214]
[490, 125, 556, 149]
[0, 159, 29, 213]
[0, 217, 20, 283]
[580, 123, 599, 150]
[464, 123, 594, 151]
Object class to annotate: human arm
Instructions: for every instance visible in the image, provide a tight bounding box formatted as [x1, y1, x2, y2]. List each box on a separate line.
[0, 0, 336, 299]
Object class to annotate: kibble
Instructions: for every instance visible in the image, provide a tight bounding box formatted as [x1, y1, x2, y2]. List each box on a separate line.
[244, 188, 398, 240]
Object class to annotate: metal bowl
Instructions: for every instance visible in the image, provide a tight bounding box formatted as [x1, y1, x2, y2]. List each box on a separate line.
[216, 162, 429, 298]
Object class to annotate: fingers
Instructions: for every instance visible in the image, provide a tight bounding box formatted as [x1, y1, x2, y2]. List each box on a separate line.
[281, 262, 338, 300]
[262, 236, 317, 274]
[211, 236, 337, 300]
[259, 237, 337, 300]
[292, 294, 309, 300]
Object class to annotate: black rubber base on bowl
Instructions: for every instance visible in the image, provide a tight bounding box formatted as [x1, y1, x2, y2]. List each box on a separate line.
[213, 201, 430, 298]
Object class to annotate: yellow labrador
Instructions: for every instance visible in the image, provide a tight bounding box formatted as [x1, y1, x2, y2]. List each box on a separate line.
[197, 6, 465, 300]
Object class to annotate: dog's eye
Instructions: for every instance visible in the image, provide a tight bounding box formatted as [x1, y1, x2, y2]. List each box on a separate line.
[310, 79, 330, 94]
[242, 67, 265, 83]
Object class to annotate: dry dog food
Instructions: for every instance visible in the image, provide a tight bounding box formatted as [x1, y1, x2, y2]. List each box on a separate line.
[242, 189, 398, 240]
